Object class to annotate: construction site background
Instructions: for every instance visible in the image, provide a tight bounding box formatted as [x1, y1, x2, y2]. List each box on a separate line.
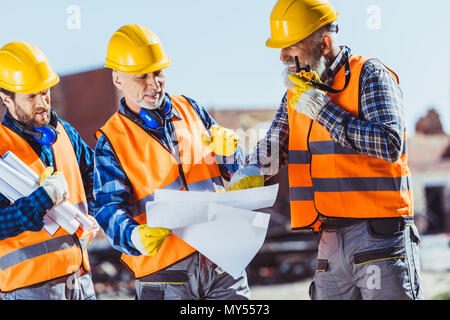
[1, 67, 449, 300]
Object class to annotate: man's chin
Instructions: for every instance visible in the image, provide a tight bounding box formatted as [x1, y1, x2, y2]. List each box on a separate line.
[32, 117, 50, 128]
[139, 99, 161, 110]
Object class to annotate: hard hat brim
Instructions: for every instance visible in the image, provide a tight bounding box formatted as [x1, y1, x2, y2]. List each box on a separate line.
[0, 73, 60, 94]
[265, 37, 300, 49]
[105, 58, 171, 75]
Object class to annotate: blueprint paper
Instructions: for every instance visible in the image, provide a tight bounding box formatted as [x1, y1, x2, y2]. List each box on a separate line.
[172, 203, 271, 279]
[154, 184, 279, 211]
[146, 201, 211, 229]
[0, 179, 23, 202]
[43, 214, 63, 235]
[0, 160, 36, 195]
[2, 151, 40, 184]
[0, 153, 93, 235]
[146, 186, 277, 278]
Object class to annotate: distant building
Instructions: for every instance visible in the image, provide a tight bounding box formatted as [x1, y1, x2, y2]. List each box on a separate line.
[409, 109, 450, 234]
[51, 68, 120, 148]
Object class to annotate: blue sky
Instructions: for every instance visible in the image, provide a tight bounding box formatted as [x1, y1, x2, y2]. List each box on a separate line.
[0, 0, 448, 135]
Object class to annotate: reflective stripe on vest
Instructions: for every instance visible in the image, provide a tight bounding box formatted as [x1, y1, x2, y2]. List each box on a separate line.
[0, 122, 91, 293]
[287, 55, 413, 231]
[96, 95, 224, 278]
[0, 234, 89, 270]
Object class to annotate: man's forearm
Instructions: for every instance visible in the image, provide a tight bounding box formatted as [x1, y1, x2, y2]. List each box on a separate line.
[0, 188, 52, 240]
[94, 203, 140, 256]
[245, 96, 290, 177]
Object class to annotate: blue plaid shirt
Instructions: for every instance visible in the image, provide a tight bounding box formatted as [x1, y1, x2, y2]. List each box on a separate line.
[0, 111, 95, 240]
[93, 94, 243, 256]
[247, 46, 405, 171]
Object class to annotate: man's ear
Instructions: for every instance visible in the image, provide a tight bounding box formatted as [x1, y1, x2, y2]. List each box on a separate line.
[0, 92, 14, 109]
[320, 34, 332, 57]
[112, 70, 123, 90]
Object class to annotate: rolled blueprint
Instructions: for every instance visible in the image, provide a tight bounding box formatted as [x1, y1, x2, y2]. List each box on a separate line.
[2, 151, 40, 184]
[0, 160, 36, 196]
[0, 154, 93, 234]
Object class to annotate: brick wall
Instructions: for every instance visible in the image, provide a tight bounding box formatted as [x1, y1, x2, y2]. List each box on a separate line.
[51, 68, 120, 148]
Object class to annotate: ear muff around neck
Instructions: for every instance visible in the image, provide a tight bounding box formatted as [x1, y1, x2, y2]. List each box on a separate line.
[139, 108, 164, 129]
[138, 100, 172, 130]
[32, 125, 58, 146]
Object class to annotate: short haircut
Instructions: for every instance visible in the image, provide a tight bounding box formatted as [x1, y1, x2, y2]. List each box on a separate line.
[0, 88, 15, 100]
[0, 88, 15, 108]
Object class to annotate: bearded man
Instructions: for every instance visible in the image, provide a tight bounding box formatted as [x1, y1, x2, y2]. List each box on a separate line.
[229, 0, 423, 300]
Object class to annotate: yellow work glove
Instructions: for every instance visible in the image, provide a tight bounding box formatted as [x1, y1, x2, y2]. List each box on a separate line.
[229, 165, 264, 191]
[131, 225, 172, 256]
[202, 125, 239, 156]
[39, 166, 55, 184]
[39, 167, 69, 205]
[287, 72, 330, 120]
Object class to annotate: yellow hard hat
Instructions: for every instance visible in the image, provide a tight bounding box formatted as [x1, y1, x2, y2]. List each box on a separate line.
[266, 0, 339, 49]
[0, 42, 60, 94]
[105, 24, 171, 74]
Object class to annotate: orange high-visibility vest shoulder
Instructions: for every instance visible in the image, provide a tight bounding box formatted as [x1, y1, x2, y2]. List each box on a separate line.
[0, 121, 91, 293]
[287, 55, 413, 231]
[96, 95, 224, 278]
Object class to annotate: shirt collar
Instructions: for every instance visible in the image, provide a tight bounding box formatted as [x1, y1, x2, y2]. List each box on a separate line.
[325, 46, 351, 82]
[3, 111, 16, 128]
[3, 111, 35, 140]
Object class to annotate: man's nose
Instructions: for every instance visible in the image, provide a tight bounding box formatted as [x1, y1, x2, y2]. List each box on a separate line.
[146, 73, 162, 91]
[35, 93, 48, 108]
[280, 48, 290, 62]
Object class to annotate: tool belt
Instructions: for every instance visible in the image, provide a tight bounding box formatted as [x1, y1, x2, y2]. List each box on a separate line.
[319, 215, 414, 233]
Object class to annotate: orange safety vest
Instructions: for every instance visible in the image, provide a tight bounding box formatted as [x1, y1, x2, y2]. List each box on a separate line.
[0, 121, 91, 293]
[96, 95, 225, 279]
[287, 55, 413, 232]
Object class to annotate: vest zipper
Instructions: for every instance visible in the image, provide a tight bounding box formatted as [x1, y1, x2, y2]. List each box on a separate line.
[306, 120, 323, 225]
[51, 133, 86, 273]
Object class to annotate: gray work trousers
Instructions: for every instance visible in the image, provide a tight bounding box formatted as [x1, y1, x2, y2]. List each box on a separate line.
[1, 271, 96, 300]
[309, 218, 424, 300]
[135, 252, 251, 300]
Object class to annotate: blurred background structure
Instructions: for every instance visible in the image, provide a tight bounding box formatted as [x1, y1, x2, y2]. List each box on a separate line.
[0, 0, 449, 299]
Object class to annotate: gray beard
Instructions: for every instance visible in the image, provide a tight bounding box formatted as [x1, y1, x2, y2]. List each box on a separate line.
[138, 90, 165, 110]
[282, 55, 331, 89]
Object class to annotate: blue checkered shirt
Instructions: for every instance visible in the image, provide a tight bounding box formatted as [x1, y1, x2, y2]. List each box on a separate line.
[0, 112, 95, 240]
[247, 47, 405, 172]
[93, 94, 243, 256]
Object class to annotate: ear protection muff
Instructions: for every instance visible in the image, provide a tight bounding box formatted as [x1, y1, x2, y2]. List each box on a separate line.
[32, 125, 58, 146]
[11, 110, 59, 146]
[138, 100, 172, 130]
[139, 108, 164, 129]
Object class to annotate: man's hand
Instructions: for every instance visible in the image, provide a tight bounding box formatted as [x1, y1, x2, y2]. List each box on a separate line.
[130, 225, 172, 256]
[39, 167, 69, 205]
[202, 125, 239, 156]
[229, 165, 264, 191]
[87, 215, 100, 240]
[288, 73, 331, 120]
